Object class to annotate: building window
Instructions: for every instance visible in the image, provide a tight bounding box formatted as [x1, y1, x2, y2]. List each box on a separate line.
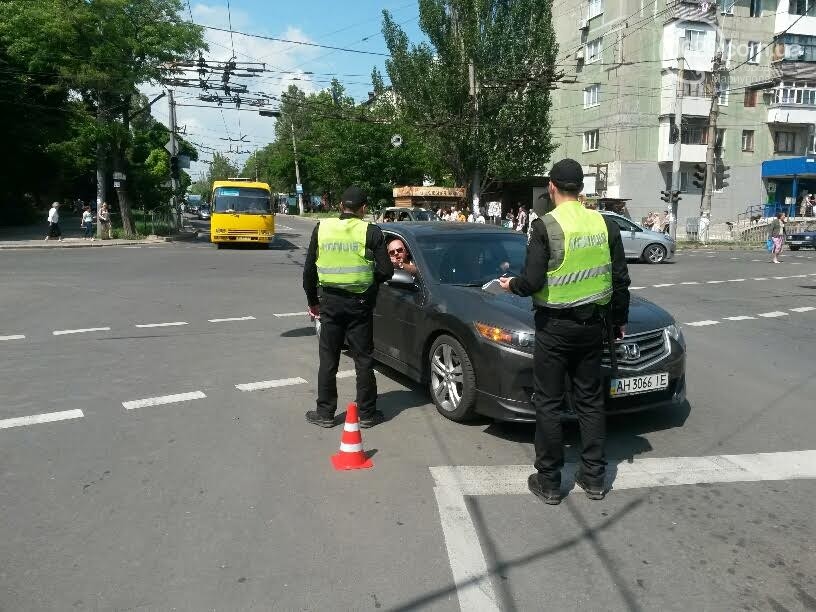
[742, 130, 755, 152]
[750, 0, 762, 17]
[774, 81, 816, 105]
[721, 38, 732, 67]
[790, 0, 815, 16]
[588, 0, 603, 20]
[682, 124, 708, 145]
[748, 41, 761, 64]
[777, 34, 816, 62]
[685, 29, 706, 53]
[586, 37, 602, 63]
[808, 133, 816, 154]
[775, 131, 796, 153]
[583, 129, 599, 152]
[744, 89, 758, 107]
[718, 74, 730, 105]
[682, 72, 706, 97]
[583, 84, 600, 108]
[721, 0, 735, 13]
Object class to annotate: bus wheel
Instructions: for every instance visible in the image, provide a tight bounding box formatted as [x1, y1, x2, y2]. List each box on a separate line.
[216, 243, 223, 249]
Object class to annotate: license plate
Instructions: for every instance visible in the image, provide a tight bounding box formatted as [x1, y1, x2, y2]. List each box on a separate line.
[610, 372, 669, 397]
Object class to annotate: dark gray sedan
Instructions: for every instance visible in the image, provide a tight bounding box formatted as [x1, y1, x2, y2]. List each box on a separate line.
[366, 223, 687, 423]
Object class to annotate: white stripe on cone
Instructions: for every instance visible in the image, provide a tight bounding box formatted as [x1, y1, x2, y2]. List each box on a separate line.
[344, 422, 360, 432]
[340, 442, 363, 453]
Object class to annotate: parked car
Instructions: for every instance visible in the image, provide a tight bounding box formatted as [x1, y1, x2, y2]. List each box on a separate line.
[600, 211, 676, 264]
[317, 223, 687, 423]
[197, 206, 211, 220]
[381, 207, 437, 222]
[786, 228, 816, 250]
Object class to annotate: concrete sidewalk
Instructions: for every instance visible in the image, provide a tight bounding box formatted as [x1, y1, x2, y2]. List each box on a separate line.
[0, 233, 199, 249]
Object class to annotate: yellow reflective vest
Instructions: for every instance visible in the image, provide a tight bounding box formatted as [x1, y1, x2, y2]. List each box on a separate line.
[532, 201, 612, 308]
[316, 217, 374, 293]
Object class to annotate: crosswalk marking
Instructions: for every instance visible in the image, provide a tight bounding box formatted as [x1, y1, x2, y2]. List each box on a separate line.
[235, 377, 307, 392]
[122, 391, 206, 410]
[0, 409, 84, 430]
[52, 327, 110, 336]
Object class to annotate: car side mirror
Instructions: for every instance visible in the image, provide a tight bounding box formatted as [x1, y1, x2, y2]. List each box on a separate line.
[388, 269, 418, 290]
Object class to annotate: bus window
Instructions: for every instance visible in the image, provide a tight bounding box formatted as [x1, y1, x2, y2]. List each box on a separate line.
[213, 187, 271, 214]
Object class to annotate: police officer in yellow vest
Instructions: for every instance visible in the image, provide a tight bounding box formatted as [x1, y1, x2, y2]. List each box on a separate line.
[499, 159, 630, 504]
[303, 186, 394, 428]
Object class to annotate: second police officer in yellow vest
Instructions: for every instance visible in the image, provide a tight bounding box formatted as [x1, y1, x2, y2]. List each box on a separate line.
[500, 159, 631, 505]
[303, 186, 394, 429]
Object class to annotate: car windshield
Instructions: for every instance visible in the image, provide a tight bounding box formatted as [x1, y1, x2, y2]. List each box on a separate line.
[414, 211, 434, 221]
[416, 232, 527, 286]
[213, 187, 271, 214]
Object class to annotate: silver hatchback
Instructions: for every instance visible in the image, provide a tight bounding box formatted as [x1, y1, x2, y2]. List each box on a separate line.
[600, 211, 676, 264]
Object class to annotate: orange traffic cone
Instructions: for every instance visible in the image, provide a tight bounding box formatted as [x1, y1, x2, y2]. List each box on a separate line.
[331, 403, 373, 470]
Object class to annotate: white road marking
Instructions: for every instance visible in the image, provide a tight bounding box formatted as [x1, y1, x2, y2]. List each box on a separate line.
[790, 274, 808, 278]
[0, 334, 25, 341]
[652, 283, 674, 287]
[758, 311, 789, 318]
[724, 316, 756, 321]
[630, 286, 646, 290]
[122, 391, 206, 410]
[680, 281, 699, 285]
[273, 312, 306, 318]
[123, 246, 141, 249]
[0, 409, 84, 430]
[790, 262, 802, 265]
[336, 370, 356, 379]
[52, 327, 111, 336]
[773, 276, 789, 280]
[235, 377, 307, 392]
[430, 450, 816, 612]
[790, 306, 816, 313]
[727, 278, 746, 282]
[751, 259, 761, 262]
[208, 316, 256, 323]
[135, 321, 188, 328]
[686, 320, 719, 326]
[706, 280, 725, 284]
[753, 277, 768, 281]
[707, 255, 715, 258]
[730, 257, 739, 260]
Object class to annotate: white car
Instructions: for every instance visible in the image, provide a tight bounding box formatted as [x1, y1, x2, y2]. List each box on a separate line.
[600, 211, 676, 264]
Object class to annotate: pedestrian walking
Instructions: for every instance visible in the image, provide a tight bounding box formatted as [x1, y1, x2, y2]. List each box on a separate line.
[769, 211, 786, 264]
[302, 186, 394, 429]
[515, 204, 529, 233]
[698, 210, 710, 246]
[81, 206, 95, 240]
[45, 202, 62, 241]
[498, 158, 631, 505]
[98, 202, 111, 239]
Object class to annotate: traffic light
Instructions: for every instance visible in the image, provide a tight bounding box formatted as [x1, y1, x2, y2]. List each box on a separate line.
[715, 159, 730, 190]
[169, 155, 179, 180]
[672, 190, 682, 203]
[692, 163, 706, 190]
[661, 190, 672, 204]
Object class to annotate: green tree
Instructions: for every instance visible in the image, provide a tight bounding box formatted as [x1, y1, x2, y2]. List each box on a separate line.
[0, 0, 204, 233]
[200, 153, 240, 201]
[381, 0, 558, 201]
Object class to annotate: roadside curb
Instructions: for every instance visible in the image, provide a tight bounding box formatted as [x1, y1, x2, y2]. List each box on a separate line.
[0, 231, 199, 249]
[147, 231, 199, 242]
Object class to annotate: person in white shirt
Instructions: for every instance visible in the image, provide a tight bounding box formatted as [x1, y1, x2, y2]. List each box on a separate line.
[515, 205, 528, 233]
[698, 211, 710, 245]
[45, 202, 62, 241]
[476, 208, 486, 223]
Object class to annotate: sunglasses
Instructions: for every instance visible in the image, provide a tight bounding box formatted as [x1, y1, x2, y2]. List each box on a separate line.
[388, 247, 405, 256]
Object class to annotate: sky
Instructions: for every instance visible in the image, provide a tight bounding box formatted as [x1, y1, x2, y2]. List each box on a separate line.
[147, 1, 424, 180]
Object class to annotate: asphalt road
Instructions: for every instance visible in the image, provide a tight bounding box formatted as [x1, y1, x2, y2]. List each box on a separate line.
[1, 216, 815, 612]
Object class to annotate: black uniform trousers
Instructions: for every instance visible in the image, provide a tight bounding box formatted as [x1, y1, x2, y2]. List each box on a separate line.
[532, 308, 607, 487]
[316, 291, 377, 419]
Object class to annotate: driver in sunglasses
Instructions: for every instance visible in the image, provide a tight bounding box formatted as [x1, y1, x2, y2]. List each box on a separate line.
[387, 238, 418, 277]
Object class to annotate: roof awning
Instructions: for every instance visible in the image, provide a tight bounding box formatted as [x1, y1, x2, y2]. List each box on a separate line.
[762, 156, 816, 178]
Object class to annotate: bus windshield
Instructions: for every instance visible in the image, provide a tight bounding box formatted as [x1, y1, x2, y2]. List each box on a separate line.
[213, 187, 271, 214]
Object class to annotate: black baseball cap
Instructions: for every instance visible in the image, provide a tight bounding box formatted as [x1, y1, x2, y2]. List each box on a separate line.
[549, 159, 584, 192]
[341, 185, 368, 210]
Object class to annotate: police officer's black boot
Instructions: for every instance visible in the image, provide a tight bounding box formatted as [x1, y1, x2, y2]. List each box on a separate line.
[574, 471, 606, 500]
[528, 473, 562, 505]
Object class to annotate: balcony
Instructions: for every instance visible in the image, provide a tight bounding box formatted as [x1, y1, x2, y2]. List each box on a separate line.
[768, 84, 816, 124]
[664, 0, 717, 25]
[660, 95, 711, 117]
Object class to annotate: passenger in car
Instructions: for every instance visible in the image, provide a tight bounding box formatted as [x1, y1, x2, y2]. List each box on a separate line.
[387, 238, 418, 277]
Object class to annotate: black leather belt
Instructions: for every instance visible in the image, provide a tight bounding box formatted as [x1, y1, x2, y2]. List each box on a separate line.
[538, 306, 602, 324]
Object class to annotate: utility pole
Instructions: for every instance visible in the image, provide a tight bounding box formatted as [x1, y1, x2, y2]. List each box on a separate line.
[290, 121, 304, 215]
[469, 60, 480, 216]
[701, 4, 722, 216]
[254, 146, 259, 182]
[96, 91, 107, 239]
[670, 46, 684, 241]
[168, 89, 180, 229]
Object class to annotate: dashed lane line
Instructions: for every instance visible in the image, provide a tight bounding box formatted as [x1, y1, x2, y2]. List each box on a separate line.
[135, 321, 188, 328]
[0, 409, 84, 430]
[122, 391, 206, 410]
[680, 281, 699, 285]
[686, 320, 719, 327]
[686, 307, 812, 327]
[791, 306, 816, 313]
[235, 377, 307, 392]
[0, 335, 25, 341]
[652, 283, 674, 287]
[52, 327, 111, 336]
[724, 316, 756, 321]
[273, 312, 306, 318]
[758, 311, 789, 318]
[208, 316, 256, 323]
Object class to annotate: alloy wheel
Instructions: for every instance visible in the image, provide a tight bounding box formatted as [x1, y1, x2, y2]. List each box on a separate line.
[430, 343, 464, 413]
[646, 244, 666, 263]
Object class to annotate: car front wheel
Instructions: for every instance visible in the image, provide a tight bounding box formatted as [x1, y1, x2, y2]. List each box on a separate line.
[429, 335, 477, 422]
[643, 243, 667, 264]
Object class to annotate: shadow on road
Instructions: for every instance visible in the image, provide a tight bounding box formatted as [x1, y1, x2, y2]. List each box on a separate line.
[280, 326, 315, 338]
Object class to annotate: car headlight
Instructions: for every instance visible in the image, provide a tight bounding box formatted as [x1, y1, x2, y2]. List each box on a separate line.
[475, 322, 534, 349]
[806, 236, 813, 240]
[666, 323, 685, 349]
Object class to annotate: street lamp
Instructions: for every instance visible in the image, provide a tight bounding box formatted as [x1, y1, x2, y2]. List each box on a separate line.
[259, 109, 304, 215]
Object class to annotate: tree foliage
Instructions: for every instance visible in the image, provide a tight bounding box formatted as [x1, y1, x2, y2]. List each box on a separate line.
[0, 0, 204, 230]
[381, 0, 558, 194]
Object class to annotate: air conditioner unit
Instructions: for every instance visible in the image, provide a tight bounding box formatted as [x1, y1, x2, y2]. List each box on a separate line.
[579, 18, 589, 31]
[576, 47, 585, 61]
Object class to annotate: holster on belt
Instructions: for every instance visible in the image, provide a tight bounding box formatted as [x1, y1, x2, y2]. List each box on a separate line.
[601, 310, 618, 377]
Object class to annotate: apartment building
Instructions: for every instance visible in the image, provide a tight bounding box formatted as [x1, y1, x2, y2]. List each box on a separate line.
[550, 0, 816, 223]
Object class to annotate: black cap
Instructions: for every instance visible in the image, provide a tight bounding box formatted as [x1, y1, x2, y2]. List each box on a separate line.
[341, 185, 367, 210]
[549, 159, 584, 192]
